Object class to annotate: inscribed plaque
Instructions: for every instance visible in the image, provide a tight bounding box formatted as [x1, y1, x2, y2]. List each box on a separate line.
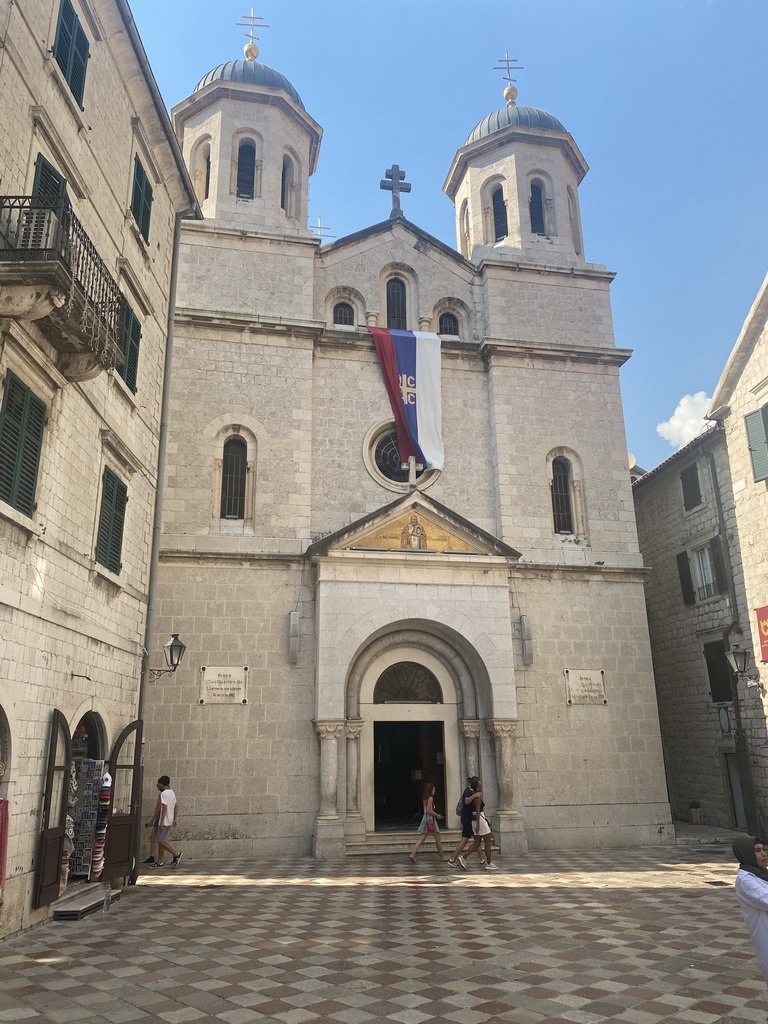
[755, 605, 768, 662]
[200, 666, 248, 704]
[564, 669, 607, 705]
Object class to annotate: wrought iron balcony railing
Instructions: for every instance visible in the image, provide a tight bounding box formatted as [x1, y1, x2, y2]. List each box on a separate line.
[0, 195, 125, 379]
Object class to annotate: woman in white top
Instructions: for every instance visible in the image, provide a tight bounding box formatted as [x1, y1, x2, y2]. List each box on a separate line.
[733, 834, 768, 985]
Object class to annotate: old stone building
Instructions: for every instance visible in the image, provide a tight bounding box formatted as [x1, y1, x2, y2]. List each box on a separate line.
[0, 0, 196, 936]
[144, 40, 673, 859]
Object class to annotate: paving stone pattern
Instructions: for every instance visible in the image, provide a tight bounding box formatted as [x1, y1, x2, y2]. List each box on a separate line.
[0, 846, 766, 1024]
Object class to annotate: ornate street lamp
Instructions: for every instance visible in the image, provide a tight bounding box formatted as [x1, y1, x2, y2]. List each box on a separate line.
[726, 646, 751, 676]
[148, 634, 187, 679]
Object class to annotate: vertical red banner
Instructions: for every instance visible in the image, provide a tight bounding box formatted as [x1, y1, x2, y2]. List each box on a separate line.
[756, 605, 768, 663]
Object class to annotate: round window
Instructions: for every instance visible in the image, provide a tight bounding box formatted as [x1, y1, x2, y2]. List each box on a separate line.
[363, 421, 440, 493]
[374, 431, 426, 483]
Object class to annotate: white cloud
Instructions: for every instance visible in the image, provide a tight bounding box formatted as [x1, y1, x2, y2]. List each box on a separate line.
[656, 392, 712, 449]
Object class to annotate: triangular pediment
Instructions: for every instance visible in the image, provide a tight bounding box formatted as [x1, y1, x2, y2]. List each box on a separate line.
[306, 491, 521, 559]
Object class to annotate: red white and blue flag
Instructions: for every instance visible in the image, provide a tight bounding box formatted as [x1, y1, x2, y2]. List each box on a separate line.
[368, 328, 444, 471]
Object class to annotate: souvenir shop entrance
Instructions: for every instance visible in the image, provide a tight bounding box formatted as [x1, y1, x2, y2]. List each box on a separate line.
[34, 710, 142, 908]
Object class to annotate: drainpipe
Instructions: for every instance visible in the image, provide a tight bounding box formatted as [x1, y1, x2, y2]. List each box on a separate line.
[129, 209, 187, 883]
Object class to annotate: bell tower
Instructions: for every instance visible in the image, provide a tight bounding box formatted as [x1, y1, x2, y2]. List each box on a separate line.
[443, 55, 587, 265]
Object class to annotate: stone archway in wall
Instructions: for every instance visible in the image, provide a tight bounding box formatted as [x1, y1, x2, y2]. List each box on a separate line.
[344, 623, 493, 835]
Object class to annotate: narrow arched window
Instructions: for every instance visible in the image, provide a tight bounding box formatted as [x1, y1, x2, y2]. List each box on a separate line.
[204, 153, 211, 200]
[491, 186, 507, 241]
[386, 278, 407, 330]
[281, 155, 295, 215]
[220, 437, 247, 519]
[459, 199, 469, 257]
[439, 312, 459, 336]
[568, 186, 582, 256]
[530, 181, 546, 235]
[551, 457, 574, 534]
[333, 302, 354, 326]
[236, 141, 256, 198]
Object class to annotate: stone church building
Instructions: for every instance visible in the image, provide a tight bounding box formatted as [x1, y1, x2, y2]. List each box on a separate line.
[144, 44, 673, 858]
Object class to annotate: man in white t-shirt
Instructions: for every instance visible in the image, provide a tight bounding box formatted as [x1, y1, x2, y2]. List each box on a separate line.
[144, 775, 182, 867]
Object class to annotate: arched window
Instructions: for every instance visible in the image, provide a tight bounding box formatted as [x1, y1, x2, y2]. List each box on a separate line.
[439, 312, 459, 336]
[192, 140, 211, 204]
[281, 155, 295, 215]
[491, 186, 507, 241]
[568, 186, 582, 256]
[530, 181, 546, 235]
[386, 278, 407, 330]
[220, 436, 247, 519]
[551, 457, 574, 533]
[459, 199, 470, 257]
[236, 141, 256, 199]
[333, 302, 354, 326]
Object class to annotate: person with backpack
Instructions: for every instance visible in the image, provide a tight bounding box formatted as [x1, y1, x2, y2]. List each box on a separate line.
[448, 776, 486, 869]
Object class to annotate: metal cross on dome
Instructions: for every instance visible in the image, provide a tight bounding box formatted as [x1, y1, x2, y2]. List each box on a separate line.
[380, 164, 411, 219]
[237, 8, 269, 61]
[493, 49, 524, 107]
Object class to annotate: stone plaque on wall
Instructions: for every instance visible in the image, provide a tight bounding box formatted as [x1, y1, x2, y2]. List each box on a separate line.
[564, 669, 607, 705]
[200, 666, 248, 704]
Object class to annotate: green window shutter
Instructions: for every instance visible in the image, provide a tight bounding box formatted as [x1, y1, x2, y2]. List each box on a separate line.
[95, 468, 127, 574]
[745, 407, 768, 483]
[0, 372, 46, 517]
[32, 154, 67, 199]
[676, 551, 696, 606]
[53, 0, 89, 107]
[117, 305, 141, 393]
[709, 536, 728, 595]
[131, 156, 153, 243]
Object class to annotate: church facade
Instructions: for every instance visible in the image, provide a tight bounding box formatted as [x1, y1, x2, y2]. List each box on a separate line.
[144, 48, 672, 857]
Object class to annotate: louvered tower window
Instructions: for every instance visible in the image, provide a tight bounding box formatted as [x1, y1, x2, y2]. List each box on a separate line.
[95, 468, 127, 574]
[491, 186, 507, 241]
[53, 0, 90, 107]
[551, 457, 574, 533]
[0, 372, 46, 517]
[530, 181, 546, 234]
[333, 302, 354, 326]
[439, 313, 459, 336]
[117, 304, 141, 393]
[236, 141, 256, 198]
[131, 155, 153, 243]
[386, 278, 407, 330]
[220, 437, 247, 519]
[281, 155, 295, 215]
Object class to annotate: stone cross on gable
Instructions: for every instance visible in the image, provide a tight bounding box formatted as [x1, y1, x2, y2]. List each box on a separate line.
[380, 164, 411, 219]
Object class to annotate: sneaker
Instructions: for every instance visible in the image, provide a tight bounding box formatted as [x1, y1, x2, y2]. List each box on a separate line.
[479, 859, 486, 866]
[142, 856, 155, 865]
[484, 862, 500, 871]
[155, 862, 165, 868]
[447, 859, 457, 866]
[457, 855, 467, 870]
[171, 853, 183, 867]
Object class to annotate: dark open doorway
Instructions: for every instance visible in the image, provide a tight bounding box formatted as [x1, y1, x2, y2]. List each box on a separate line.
[373, 721, 445, 831]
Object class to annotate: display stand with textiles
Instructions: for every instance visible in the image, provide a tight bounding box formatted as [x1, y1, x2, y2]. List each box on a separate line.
[69, 759, 104, 878]
[90, 772, 111, 880]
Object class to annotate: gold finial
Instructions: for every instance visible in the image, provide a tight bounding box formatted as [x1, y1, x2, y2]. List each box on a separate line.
[237, 8, 269, 62]
[493, 49, 524, 107]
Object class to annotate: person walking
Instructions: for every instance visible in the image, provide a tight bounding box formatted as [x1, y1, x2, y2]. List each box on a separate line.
[461, 777, 499, 871]
[409, 783, 446, 862]
[733, 834, 768, 985]
[448, 776, 485, 869]
[145, 775, 183, 867]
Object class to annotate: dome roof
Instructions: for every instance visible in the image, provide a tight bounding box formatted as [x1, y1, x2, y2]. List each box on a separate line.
[194, 60, 305, 110]
[466, 105, 566, 145]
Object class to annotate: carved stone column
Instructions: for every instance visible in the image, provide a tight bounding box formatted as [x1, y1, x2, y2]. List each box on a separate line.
[315, 720, 343, 818]
[418, 316, 432, 331]
[485, 719, 527, 856]
[460, 720, 481, 779]
[345, 721, 363, 817]
[366, 310, 379, 327]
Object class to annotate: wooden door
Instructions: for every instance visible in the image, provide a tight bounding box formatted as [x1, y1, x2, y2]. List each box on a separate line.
[102, 719, 142, 883]
[34, 709, 71, 908]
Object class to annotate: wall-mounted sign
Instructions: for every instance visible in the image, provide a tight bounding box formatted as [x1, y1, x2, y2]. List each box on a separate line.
[564, 669, 607, 705]
[755, 606, 768, 663]
[200, 666, 248, 704]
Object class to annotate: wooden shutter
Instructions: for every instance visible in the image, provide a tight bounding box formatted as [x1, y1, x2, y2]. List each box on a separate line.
[745, 408, 768, 483]
[34, 710, 71, 909]
[95, 468, 127, 574]
[0, 372, 46, 517]
[676, 551, 696, 606]
[118, 306, 141, 393]
[709, 536, 728, 595]
[32, 155, 67, 199]
[131, 156, 153, 242]
[492, 187, 508, 240]
[69, 17, 90, 106]
[53, 0, 89, 107]
[680, 463, 702, 510]
[529, 183, 545, 235]
[102, 719, 143, 883]
[703, 641, 733, 703]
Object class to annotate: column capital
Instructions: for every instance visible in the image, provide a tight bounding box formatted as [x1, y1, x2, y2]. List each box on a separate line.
[460, 719, 481, 739]
[485, 719, 519, 739]
[315, 720, 344, 740]
[345, 720, 363, 740]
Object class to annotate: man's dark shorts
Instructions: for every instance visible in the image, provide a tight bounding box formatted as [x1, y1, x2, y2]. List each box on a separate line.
[461, 818, 474, 840]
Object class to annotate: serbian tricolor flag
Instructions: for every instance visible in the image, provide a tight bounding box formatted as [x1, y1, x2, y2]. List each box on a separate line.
[369, 328, 444, 471]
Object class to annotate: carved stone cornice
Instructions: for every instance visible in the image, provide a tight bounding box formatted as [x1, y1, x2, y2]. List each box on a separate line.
[460, 720, 481, 739]
[345, 721, 363, 740]
[485, 719, 519, 739]
[315, 720, 344, 740]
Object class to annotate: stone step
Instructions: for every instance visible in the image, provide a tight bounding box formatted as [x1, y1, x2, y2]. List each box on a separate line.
[52, 887, 121, 921]
[346, 830, 498, 856]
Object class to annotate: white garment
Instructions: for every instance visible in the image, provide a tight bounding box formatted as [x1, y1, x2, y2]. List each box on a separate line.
[159, 788, 177, 827]
[734, 868, 768, 984]
[474, 812, 491, 837]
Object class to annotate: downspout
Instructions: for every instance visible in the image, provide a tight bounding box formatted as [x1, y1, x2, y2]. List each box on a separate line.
[130, 209, 187, 883]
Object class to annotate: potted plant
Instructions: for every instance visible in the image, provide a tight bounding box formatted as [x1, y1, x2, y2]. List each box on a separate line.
[688, 800, 702, 825]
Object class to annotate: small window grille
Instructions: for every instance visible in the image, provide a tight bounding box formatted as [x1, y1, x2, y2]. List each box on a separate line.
[439, 313, 459, 336]
[236, 141, 256, 198]
[220, 437, 247, 519]
[386, 278, 407, 330]
[551, 457, 574, 533]
[491, 186, 507, 241]
[333, 302, 354, 326]
[530, 182, 546, 234]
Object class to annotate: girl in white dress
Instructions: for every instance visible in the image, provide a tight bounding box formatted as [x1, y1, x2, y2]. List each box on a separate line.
[733, 834, 768, 985]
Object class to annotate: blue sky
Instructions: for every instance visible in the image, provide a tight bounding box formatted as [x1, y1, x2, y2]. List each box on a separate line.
[128, 0, 768, 471]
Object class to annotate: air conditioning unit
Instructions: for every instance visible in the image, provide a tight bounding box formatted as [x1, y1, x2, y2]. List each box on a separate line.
[15, 207, 55, 250]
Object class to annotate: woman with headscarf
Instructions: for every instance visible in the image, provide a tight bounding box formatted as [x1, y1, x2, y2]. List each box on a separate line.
[733, 834, 768, 985]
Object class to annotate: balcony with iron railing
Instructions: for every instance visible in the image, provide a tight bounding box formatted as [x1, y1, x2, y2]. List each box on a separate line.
[0, 196, 125, 381]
